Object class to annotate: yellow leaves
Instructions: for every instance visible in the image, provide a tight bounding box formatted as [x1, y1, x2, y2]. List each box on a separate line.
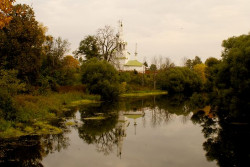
[193, 63, 207, 84]
[63, 55, 80, 70]
[0, 0, 15, 29]
[39, 22, 48, 34]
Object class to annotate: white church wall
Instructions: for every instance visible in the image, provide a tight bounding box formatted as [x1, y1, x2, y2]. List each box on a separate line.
[124, 66, 144, 73]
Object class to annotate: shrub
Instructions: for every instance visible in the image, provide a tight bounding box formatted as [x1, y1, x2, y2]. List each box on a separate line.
[81, 58, 120, 101]
[0, 88, 17, 120]
[0, 69, 26, 95]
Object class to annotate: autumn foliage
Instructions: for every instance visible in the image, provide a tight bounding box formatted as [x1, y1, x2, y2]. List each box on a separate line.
[0, 0, 15, 29]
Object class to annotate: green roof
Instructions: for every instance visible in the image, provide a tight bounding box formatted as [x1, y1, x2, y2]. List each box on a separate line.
[124, 60, 143, 67]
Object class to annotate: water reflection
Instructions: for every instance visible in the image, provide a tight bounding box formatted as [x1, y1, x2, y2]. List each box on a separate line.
[191, 109, 250, 167]
[76, 95, 192, 158]
[78, 103, 119, 155]
[0, 136, 43, 167]
[0, 133, 70, 167]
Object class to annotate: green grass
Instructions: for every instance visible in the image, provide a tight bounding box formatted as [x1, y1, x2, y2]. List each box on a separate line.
[120, 90, 167, 97]
[69, 99, 100, 107]
[0, 92, 100, 138]
[83, 116, 106, 120]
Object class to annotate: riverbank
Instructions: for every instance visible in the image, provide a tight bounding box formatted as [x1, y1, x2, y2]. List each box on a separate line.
[0, 92, 100, 139]
[120, 90, 167, 97]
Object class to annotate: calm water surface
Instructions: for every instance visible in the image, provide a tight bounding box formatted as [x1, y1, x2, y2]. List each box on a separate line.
[0, 95, 222, 166]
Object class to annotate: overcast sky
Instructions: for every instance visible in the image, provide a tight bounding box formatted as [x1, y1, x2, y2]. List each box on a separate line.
[18, 0, 250, 65]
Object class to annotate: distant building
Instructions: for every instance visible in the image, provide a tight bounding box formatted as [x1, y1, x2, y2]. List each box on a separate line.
[114, 21, 144, 73]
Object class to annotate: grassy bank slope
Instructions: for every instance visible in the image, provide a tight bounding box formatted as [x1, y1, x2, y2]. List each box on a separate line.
[0, 92, 100, 138]
[120, 90, 167, 97]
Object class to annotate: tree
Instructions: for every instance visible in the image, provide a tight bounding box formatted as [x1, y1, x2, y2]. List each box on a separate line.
[185, 59, 192, 69]
[75, 25, 117, 62]
[0, 4, 46, 84]
[193, 63, 206, 84]
[0, 0, 15, 29]
[205, 57, 220, 67]
[96, 25, 117, 62]
[192, 56, 202, 66]
[161, 57, 175, 70]
[62, 55, 80, 70]
[41, 36, 70, 86]
[74, 35, 101, 60]
[214, 33, 250, 120]
[49, 37, 70, 68]
[56, 55, 80, 85]
[149, 64, 157, 71]
[204, 57, 220, 92]
[81, 58, 120, 100]
[150, 64, 157, 89]
[185, 56, 202, 69]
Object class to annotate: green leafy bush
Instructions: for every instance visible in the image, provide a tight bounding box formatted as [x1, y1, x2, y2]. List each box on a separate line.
[0, 69, 26, 95]
[0, 88, 17, 120]
[81, 58, 120, 100]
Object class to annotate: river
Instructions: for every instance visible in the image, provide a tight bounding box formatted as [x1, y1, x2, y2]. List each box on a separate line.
[1, 95, 248, 167]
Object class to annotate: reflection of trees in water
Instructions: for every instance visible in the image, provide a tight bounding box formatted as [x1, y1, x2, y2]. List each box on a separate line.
[95, 129, 117, 155]
[0, 131, 70, 167]
[150, 107, 172, 128]
[148, 95, 192, 127]
[78, 119, 118, 155]
[41, 133, 70, 154]
[78, 102, 119, 155]
[0, 136, 43, 167]
[191, 110, 250, 167]
[77, 95, 194, 156]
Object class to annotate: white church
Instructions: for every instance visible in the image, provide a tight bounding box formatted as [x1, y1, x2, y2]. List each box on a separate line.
[114, 21, 144, 73]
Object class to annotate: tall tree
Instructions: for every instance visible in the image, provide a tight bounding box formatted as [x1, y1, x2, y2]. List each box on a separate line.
[192, 56, 202, 66]
[185, 59, 192, 69]
[185, 56, 202, 69]
[74, 35, 100, 60]
[216, 33, 250, 116]
[0, 4, 46, 84]
[43, 36, 70, 69]
[204, 57, 220, 91]
[41, 36, 71, 86]
[193, 63, 206, 84]
[96, 25, 117, 62]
